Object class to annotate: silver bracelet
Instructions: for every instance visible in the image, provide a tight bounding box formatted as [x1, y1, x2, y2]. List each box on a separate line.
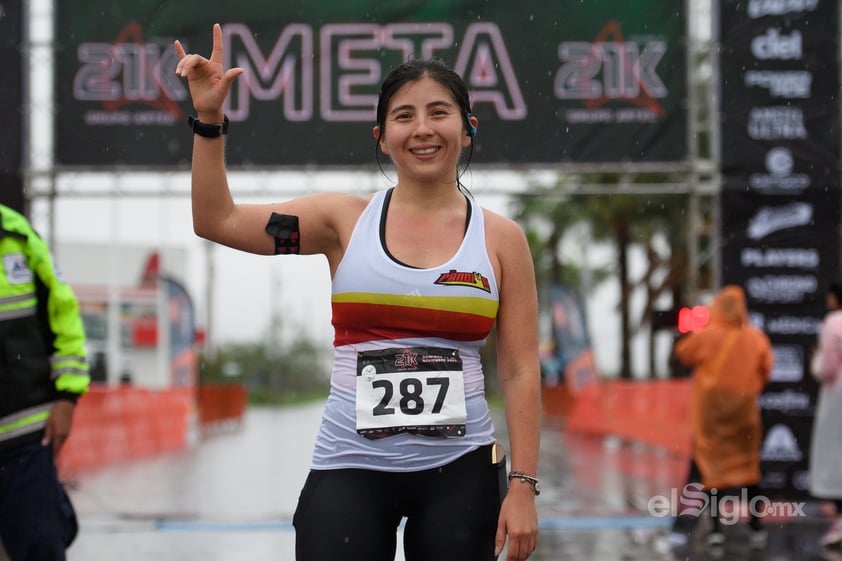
[508, 471, 541, 495]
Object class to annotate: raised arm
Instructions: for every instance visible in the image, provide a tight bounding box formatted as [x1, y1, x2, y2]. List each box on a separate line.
[174, 24, 255, 249]
[174, 24, 364, 261]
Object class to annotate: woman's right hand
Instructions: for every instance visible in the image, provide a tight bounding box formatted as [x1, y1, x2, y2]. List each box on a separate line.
[174, 23, 244, 119]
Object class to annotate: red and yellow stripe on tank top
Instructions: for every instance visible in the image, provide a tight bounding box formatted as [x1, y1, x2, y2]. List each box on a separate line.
[331, 292, 498, 347]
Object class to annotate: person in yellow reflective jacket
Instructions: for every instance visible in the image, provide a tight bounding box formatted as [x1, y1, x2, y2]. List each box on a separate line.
[0, 204, 90, 561]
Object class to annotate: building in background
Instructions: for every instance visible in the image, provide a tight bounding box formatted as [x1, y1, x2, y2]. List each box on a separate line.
[54, 243, 199, 388]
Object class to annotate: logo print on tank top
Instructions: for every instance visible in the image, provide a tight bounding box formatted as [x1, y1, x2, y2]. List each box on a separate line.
[434, 270, 491, 292]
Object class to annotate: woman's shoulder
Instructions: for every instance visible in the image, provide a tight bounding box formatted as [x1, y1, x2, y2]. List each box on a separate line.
[480, 205, 523, 235]
[312, 190, 375, 204]
[303, 191, 374, 217]
[480, 206, 529, 256]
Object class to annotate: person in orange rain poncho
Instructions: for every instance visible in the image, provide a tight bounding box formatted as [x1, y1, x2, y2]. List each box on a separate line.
[673, 285, 773, 549]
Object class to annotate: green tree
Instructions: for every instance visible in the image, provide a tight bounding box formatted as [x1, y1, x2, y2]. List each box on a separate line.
[512, 176, 693, 379]
[200, 336, 329, 404]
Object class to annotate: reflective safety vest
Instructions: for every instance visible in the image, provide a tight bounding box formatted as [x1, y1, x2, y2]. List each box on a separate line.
[0, 204, 89, 452]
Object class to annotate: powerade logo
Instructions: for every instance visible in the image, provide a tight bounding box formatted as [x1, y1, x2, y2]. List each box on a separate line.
[434, 270, 491, 293]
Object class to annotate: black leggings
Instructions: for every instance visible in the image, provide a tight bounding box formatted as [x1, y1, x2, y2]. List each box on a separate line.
[293, 444, 505, 561]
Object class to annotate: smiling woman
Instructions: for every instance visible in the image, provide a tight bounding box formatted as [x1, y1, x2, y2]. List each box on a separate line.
[174, 23, 542, 561]
[373, 74, 476, 199]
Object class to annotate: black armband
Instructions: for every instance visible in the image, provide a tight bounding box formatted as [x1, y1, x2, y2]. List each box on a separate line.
[265, 213, 301, 255]
[56, 391, 80, 404]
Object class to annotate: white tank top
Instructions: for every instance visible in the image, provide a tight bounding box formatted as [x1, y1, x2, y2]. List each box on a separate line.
[311, 188, 499, 471]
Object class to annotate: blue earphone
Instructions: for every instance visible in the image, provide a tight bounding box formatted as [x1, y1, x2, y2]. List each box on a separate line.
[465, 112, 477, 137]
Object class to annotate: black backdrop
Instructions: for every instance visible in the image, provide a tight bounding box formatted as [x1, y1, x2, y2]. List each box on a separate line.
[719, 0, 841, 499]
[0, 1, 24, 212]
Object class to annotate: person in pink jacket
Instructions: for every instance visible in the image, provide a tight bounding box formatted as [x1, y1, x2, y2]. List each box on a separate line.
[810, 281, 842, 548]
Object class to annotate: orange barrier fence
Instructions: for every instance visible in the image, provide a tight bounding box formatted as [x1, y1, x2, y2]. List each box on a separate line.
[563, 379, 693, 458]
[197, 384, 247, 428]
[542, 384, 577, 419]
[57, 385, 194, 478]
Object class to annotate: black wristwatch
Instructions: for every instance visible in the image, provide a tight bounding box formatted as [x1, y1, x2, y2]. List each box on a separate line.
[188, 114, 229, 138]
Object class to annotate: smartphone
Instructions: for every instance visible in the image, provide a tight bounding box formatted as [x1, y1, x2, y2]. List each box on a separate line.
[492, 442, 508, 505]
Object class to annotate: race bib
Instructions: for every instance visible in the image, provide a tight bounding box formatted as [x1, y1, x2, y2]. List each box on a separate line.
[355, 347, 467, 439]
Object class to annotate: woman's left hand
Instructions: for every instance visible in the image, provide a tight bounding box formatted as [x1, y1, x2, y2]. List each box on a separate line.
[495, 484, 539, 560]
[173, 23, 244, 118]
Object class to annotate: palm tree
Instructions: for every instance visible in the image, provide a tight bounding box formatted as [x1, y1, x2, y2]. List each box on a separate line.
[512, 175, 693, 379]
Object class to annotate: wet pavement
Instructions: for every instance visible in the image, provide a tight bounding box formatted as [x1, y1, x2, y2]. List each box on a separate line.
[63, 403, 838, 560]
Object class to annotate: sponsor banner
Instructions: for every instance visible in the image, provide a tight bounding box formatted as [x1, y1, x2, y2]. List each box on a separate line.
[540, 284, 600, 392]
[758, 413, 814, 499]
[54, 0, 687, 167]
[764, 339, 814, 383]
[718, 0, 840, 178]
[719, 188, 840, 282]
[721, 145, 837, 196]
[719, 0, 840, 504]
[0, 1, 24, 211]
[753, 314, 823, 338]
[758, 384, 815, 416]
[753, 328, 819, 499]
[0, 1, 23, 174]
[719, 184, 834, 499]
